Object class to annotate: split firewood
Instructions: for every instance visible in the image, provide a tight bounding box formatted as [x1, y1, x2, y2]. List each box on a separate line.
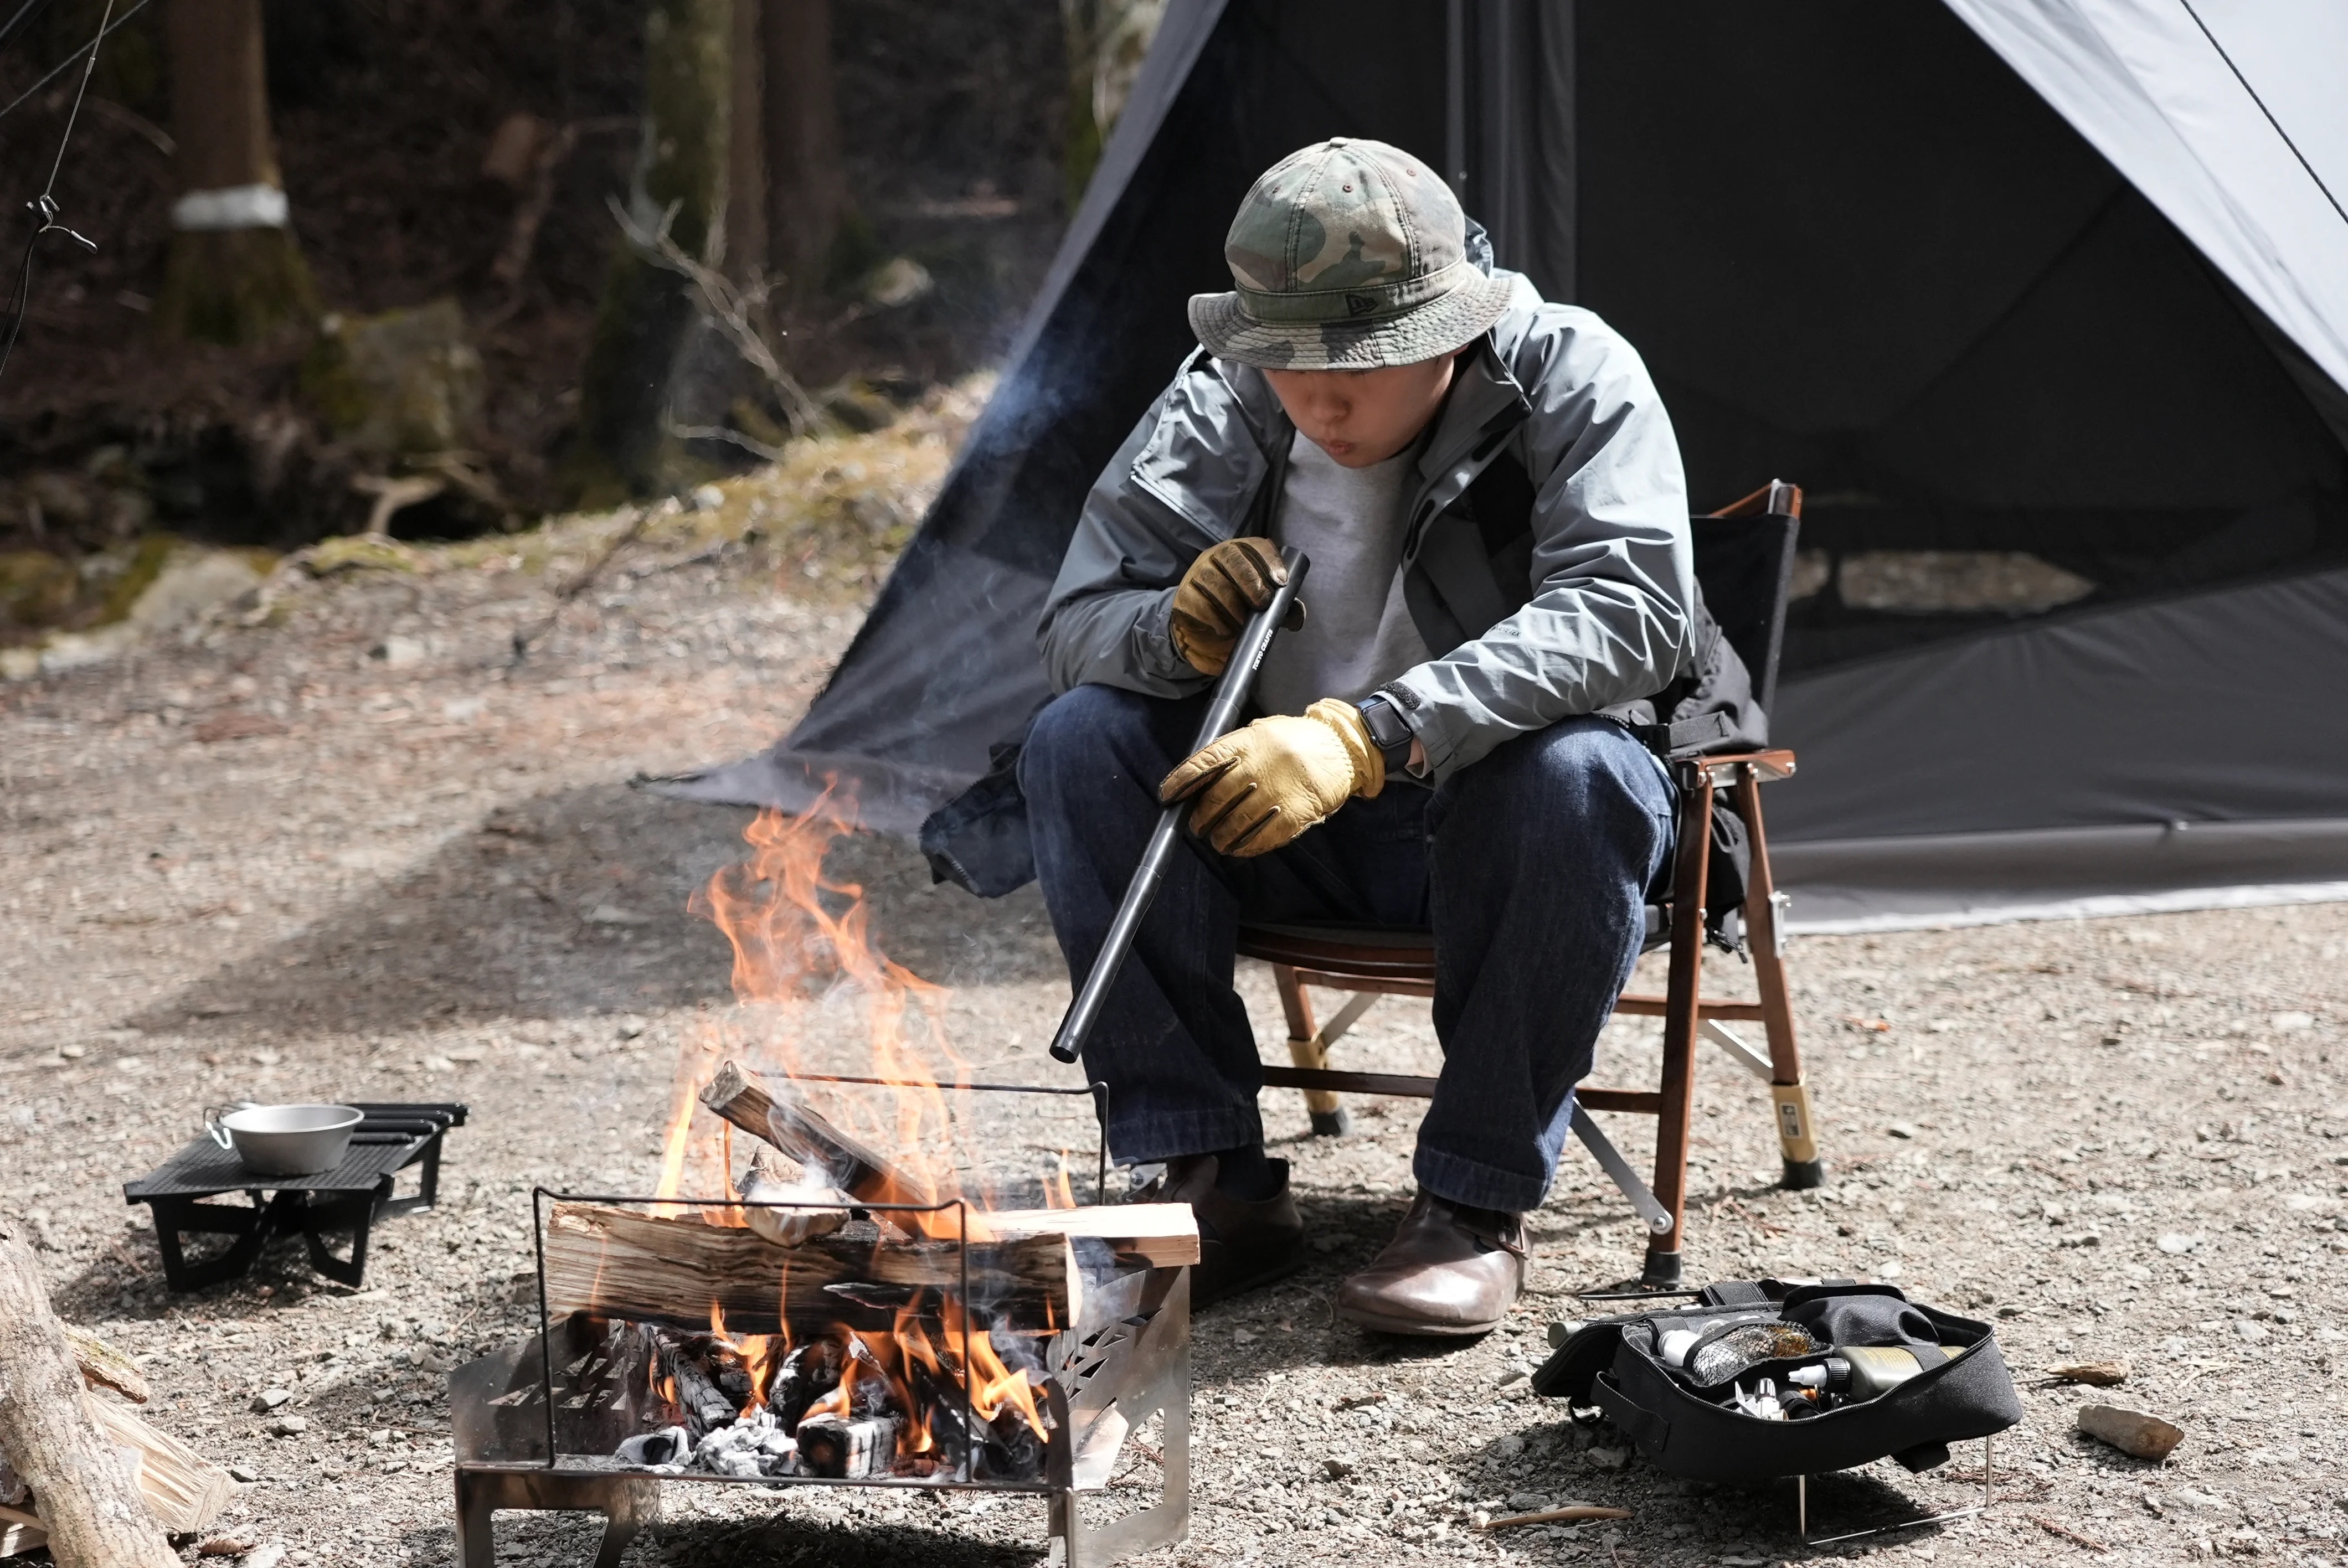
[542, 1203, 1079, 1334]
[0, 1502, 47, 1559]
[970, 1204, 1201, 1268]
[739, 1146, 849, 1249]
[63, 1329, 150, 1406]
[86, 1400, 233, 1536]
[698, 1061, 938, 1211]
[0, 1224, 178, 1567]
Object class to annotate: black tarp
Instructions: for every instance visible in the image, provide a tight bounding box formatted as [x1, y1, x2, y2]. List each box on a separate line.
[662, 0, 2348, 929]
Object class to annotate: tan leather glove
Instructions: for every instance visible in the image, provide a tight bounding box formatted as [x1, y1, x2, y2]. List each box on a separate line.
[1159, 699, 1384, 856]
[1169, 537, 1289, 675]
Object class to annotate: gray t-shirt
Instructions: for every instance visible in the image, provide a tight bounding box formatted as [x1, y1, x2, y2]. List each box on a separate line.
[1254, 431, 1434, 718]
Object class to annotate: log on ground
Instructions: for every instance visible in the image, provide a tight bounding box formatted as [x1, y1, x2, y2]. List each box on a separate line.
[0, 1226, 178, 1568]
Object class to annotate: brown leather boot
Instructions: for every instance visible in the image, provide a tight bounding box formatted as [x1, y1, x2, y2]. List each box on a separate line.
[1335, 1190, 1527, 1336]
[1133, 1154, 1305, 1309]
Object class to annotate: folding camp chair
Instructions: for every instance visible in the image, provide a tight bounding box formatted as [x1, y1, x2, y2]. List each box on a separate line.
[1238, 481, 1821, 1288]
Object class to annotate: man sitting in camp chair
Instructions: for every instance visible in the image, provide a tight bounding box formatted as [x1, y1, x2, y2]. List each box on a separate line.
[1021, 138, 1710, 1336]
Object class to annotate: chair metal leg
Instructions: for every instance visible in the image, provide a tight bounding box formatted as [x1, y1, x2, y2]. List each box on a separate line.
[1736, 769, 1825, 1189]
[1645, 765, 1714, 1287]
[1273, 966, 1352, 1136]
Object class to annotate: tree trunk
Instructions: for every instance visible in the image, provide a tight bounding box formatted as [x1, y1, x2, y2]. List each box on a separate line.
[1060, 0, 1167, 213]
[763, 0, 844, 299]
[728, 0, 769, 291]
[0, 1228, 178, 1568]
[569, 0, 738, 502]
[154, 0, 317, 345]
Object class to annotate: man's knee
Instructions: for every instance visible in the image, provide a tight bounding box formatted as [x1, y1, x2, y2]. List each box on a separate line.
[1020, 684, 1168, 802]
[1435, 717, 1672, 856]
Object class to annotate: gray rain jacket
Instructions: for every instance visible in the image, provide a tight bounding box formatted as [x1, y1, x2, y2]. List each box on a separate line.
[1036, 270, 1697, 785]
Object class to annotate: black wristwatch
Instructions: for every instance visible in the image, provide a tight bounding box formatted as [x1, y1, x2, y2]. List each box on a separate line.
[1355, 693, 1415, 774]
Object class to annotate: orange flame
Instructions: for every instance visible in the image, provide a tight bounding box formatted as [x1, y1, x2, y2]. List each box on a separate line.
[636, 785, 1058, 1473]
[655, 788, 981, 1216]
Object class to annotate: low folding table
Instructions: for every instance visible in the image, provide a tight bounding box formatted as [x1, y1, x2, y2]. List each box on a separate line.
[123, 1102, 467, 1290]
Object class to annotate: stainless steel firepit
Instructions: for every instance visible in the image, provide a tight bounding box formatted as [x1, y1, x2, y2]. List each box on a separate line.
[447, 1079, 1190, 1567]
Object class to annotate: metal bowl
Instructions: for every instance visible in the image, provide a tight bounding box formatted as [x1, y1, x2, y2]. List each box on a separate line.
[210, 1103, 364, 1176]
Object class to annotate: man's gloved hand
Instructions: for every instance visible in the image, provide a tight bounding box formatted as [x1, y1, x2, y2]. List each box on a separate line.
[1169, 537, 1296, 675]
[1160, 698, 1384, 855]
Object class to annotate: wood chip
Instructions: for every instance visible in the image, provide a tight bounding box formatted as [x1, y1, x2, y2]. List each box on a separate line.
[2032, 1515, 2111, 1552]
[192, 712, 287, 744]
[1480, 1504, 1634, 1530]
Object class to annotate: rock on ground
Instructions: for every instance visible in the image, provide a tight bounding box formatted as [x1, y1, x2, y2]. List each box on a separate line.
[1, 502, 2343, 1567]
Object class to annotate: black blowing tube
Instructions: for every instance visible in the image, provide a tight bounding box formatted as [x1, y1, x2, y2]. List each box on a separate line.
[1047, 548, 1310, 1065]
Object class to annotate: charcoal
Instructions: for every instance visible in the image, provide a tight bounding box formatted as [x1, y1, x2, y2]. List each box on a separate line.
[656, 1335, 736, 1436]
[843, 1336, 902, 1421]
[613, 1426, 693, 1468]
[976, 1388, 1052, 1482]
[796, 1414, 900, 1479]
[773, 1338, 843, 1433]
[908, 1360, 975, 1478]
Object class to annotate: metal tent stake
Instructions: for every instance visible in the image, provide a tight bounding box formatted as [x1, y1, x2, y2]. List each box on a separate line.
[1049, 548, 1309, 1065]
[1799, 1433, 1994, 1546]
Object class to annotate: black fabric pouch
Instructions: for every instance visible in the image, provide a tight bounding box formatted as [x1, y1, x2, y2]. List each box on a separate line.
[1531, 1279, 2022, 1482]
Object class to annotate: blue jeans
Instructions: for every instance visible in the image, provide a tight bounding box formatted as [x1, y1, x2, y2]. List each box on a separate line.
[1018, 685, 1675, 1213]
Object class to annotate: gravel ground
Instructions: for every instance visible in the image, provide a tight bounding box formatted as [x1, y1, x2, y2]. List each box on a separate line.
[2, 478, 2344, 1568]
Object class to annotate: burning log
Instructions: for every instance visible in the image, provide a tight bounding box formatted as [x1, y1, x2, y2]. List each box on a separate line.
[971, 1204, 1201, 1269]
[0, 1225, 179, 1568]
[698, 1061, 937, 1210]
[542, 1203, 1081, 1334]
[739, 1146, 849, 1249]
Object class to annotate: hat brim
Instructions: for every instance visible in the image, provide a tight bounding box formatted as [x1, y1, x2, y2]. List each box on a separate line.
[1187, 270, 1518, 370]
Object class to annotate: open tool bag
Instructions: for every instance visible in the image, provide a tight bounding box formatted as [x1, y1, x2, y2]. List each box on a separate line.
[1531, 1280, 2022, 1481]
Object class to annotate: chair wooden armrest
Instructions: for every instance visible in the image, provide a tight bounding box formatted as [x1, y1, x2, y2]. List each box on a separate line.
[1705, 479, 1803, 519]
[1698, 749, 1796, 783]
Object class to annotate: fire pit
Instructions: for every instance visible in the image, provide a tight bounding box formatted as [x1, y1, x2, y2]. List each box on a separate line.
[449, 1069, 1196, 1567]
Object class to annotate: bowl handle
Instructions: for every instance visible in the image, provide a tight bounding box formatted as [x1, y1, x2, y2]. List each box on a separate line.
[203, 1101, 259, 1149]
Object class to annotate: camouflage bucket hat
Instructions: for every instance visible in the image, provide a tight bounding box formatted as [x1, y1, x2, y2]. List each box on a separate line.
[1188, 138, 1515, 371]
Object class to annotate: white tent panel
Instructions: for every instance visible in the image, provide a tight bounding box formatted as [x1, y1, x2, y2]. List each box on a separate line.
[1942, 0, 2348, 394]
[2181, 0, 2348, 208]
